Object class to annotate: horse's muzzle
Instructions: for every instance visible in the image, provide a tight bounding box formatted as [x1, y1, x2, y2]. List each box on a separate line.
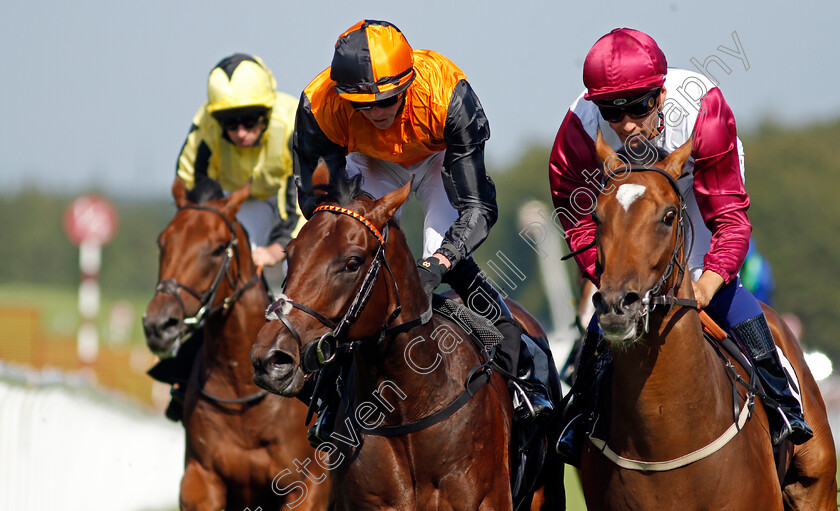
[251, 348, 302, 396]
[593, 290, 642, 343]
[142, 312, 186, 358]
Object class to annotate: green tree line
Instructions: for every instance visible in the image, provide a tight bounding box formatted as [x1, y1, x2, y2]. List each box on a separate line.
[2, 119, 839, 359]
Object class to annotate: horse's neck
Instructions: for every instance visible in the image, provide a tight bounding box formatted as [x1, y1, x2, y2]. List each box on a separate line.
[609, 307, 733, 442]
[348, 237, 461, 422]
[349, 319, 460, 422]
[202, 277, 269, 388]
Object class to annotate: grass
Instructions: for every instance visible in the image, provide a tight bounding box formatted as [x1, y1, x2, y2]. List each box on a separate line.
[564, 467, 587, 509]
[0, 281, 152, 346]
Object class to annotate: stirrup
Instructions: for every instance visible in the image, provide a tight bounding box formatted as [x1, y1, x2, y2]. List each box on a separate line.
[772, 407, 813, 446]
[510, 380, 553, 423]
[510, 381, 534, 420]
[307, 405, 337, 449]
[555, 413, 584, 468]
[307, 418, 330, 449]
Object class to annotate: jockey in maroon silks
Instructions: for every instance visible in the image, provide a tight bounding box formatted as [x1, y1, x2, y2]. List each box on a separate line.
[550, 28, 811, 464]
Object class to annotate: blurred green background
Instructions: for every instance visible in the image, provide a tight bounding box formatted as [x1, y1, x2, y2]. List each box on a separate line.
[2, 119, 839, 511]
[6, 119, 835, 358]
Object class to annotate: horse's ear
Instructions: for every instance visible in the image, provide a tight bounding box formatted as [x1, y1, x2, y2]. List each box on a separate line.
[371, 179, 411, 226]
[312, 158, 330, 199]
[659, 134, 694, 179]
[172, 177, 189, 208]
[223, 182, 251, 217]
[595, 127, 626, 175]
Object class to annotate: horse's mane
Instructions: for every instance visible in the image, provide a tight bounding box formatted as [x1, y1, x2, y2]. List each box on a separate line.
[315, 169, 364, 207]
[187, 175, 225, 204]
[616, 142, 670, 166]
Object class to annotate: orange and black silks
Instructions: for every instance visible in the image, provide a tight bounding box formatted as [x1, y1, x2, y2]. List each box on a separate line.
[293, 44, 498, 264]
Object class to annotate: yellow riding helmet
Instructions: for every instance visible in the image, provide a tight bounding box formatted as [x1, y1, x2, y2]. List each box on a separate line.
[207, 54, 277, 114]
[330, 20, 415, 102]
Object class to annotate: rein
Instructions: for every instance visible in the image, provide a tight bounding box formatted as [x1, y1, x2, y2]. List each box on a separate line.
[583, 166, 765, 471]
[153, 205, 260, 342]
[265, 204, 436, 373]
[264, 202, 490, 434]
[154, 204, 264, 406]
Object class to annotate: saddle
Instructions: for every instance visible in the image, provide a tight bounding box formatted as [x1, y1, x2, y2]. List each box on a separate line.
[431, 294, 560, 510]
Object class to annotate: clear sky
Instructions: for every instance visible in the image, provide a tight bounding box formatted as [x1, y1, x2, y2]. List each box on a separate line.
[2, 0, 838, 198]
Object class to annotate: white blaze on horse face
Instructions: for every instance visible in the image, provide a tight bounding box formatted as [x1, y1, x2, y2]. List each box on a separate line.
[615, 184, 647, 212]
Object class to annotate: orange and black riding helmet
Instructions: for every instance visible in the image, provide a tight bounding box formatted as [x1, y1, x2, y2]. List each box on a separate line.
[330, 20, 415, 102]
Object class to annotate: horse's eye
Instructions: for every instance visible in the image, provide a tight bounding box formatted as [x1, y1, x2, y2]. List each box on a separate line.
[344, 257, 363, 272]
[211, 244, 226, 257]
[663, 209, 677, 226]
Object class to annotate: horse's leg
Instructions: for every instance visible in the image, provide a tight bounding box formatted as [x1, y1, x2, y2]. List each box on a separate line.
[764, 306, 838, 510]
[180, 459, 225, 511]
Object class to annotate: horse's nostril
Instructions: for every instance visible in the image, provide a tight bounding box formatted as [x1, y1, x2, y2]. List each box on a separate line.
[592, 292, 606, 313]
[144, 316, 180, 338]
[162, 317, 180, 331]
[268, 350, 294, 369]
[622, 292, 641, 310]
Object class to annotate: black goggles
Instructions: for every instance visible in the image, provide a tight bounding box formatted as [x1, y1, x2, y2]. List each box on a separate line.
[219, 112, 265, 131]
[595, 88, 661, 123]
[349, 94, 402, 111]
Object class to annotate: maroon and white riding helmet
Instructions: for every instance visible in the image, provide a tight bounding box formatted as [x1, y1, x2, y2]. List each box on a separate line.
[583, 28, 668, 102]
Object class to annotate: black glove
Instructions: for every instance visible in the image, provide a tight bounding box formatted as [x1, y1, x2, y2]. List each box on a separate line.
[417, 256, 448, 298]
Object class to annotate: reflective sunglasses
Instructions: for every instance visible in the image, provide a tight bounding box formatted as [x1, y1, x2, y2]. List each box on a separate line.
[220, 113, 265, 131]
[349, 94, 403, 111]
[595, 88, 661, 123]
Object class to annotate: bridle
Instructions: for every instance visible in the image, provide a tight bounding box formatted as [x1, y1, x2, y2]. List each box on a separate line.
[581, 167, 766, 471]
[562, 165, 699, 332]
[265, 202, 489, 436]
[265, 204, 431, 374]
[152, 204, 260, 348]
[608, 166, 698, 332]
[151, 204, 265, 405]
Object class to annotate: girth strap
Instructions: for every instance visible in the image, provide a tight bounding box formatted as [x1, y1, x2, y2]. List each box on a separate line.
[361, 362, 493, 437]
[588, 395, 752, 472]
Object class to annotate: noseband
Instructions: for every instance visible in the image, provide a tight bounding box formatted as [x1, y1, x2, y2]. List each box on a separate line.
[563, 165, 698, 332]
[609, 166, 697, 331]
[152, 205, 259, 341]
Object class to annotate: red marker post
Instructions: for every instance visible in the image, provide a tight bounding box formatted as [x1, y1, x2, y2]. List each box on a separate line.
[63, 195, 118, 364]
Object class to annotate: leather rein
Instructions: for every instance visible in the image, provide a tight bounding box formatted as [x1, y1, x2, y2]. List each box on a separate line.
[153, 204, 265, 405]
[264, 203, 493, 436]
[571, 165, 763, 471]
[562, 165, 700, 327]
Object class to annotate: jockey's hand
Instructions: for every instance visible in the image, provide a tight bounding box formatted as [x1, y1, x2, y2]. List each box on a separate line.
[417, 256, 449, 298]
[252, 243, 286, 267]
[692, 270, 725, 308]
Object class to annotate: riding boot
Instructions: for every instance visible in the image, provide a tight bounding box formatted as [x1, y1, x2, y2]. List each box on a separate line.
[147, 328, 204, 423]
[555, 327, 602, 467]
[165, 383, 186, 422]
[305, 364, 342, 449]
[444, 258, 554, 421]
[731, 315, 814, 446]
[495, 317, 554, 422]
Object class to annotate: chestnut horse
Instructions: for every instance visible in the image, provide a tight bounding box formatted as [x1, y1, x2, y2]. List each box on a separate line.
[143, 178, 330, 510]
[578, 133, 837, 509]
[251, 166, 564, 510]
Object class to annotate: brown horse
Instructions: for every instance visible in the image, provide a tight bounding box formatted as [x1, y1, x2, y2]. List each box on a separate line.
[143, 178, 330, 511]
[251, 165, 563, 510]
[577, 133, 837, 509]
